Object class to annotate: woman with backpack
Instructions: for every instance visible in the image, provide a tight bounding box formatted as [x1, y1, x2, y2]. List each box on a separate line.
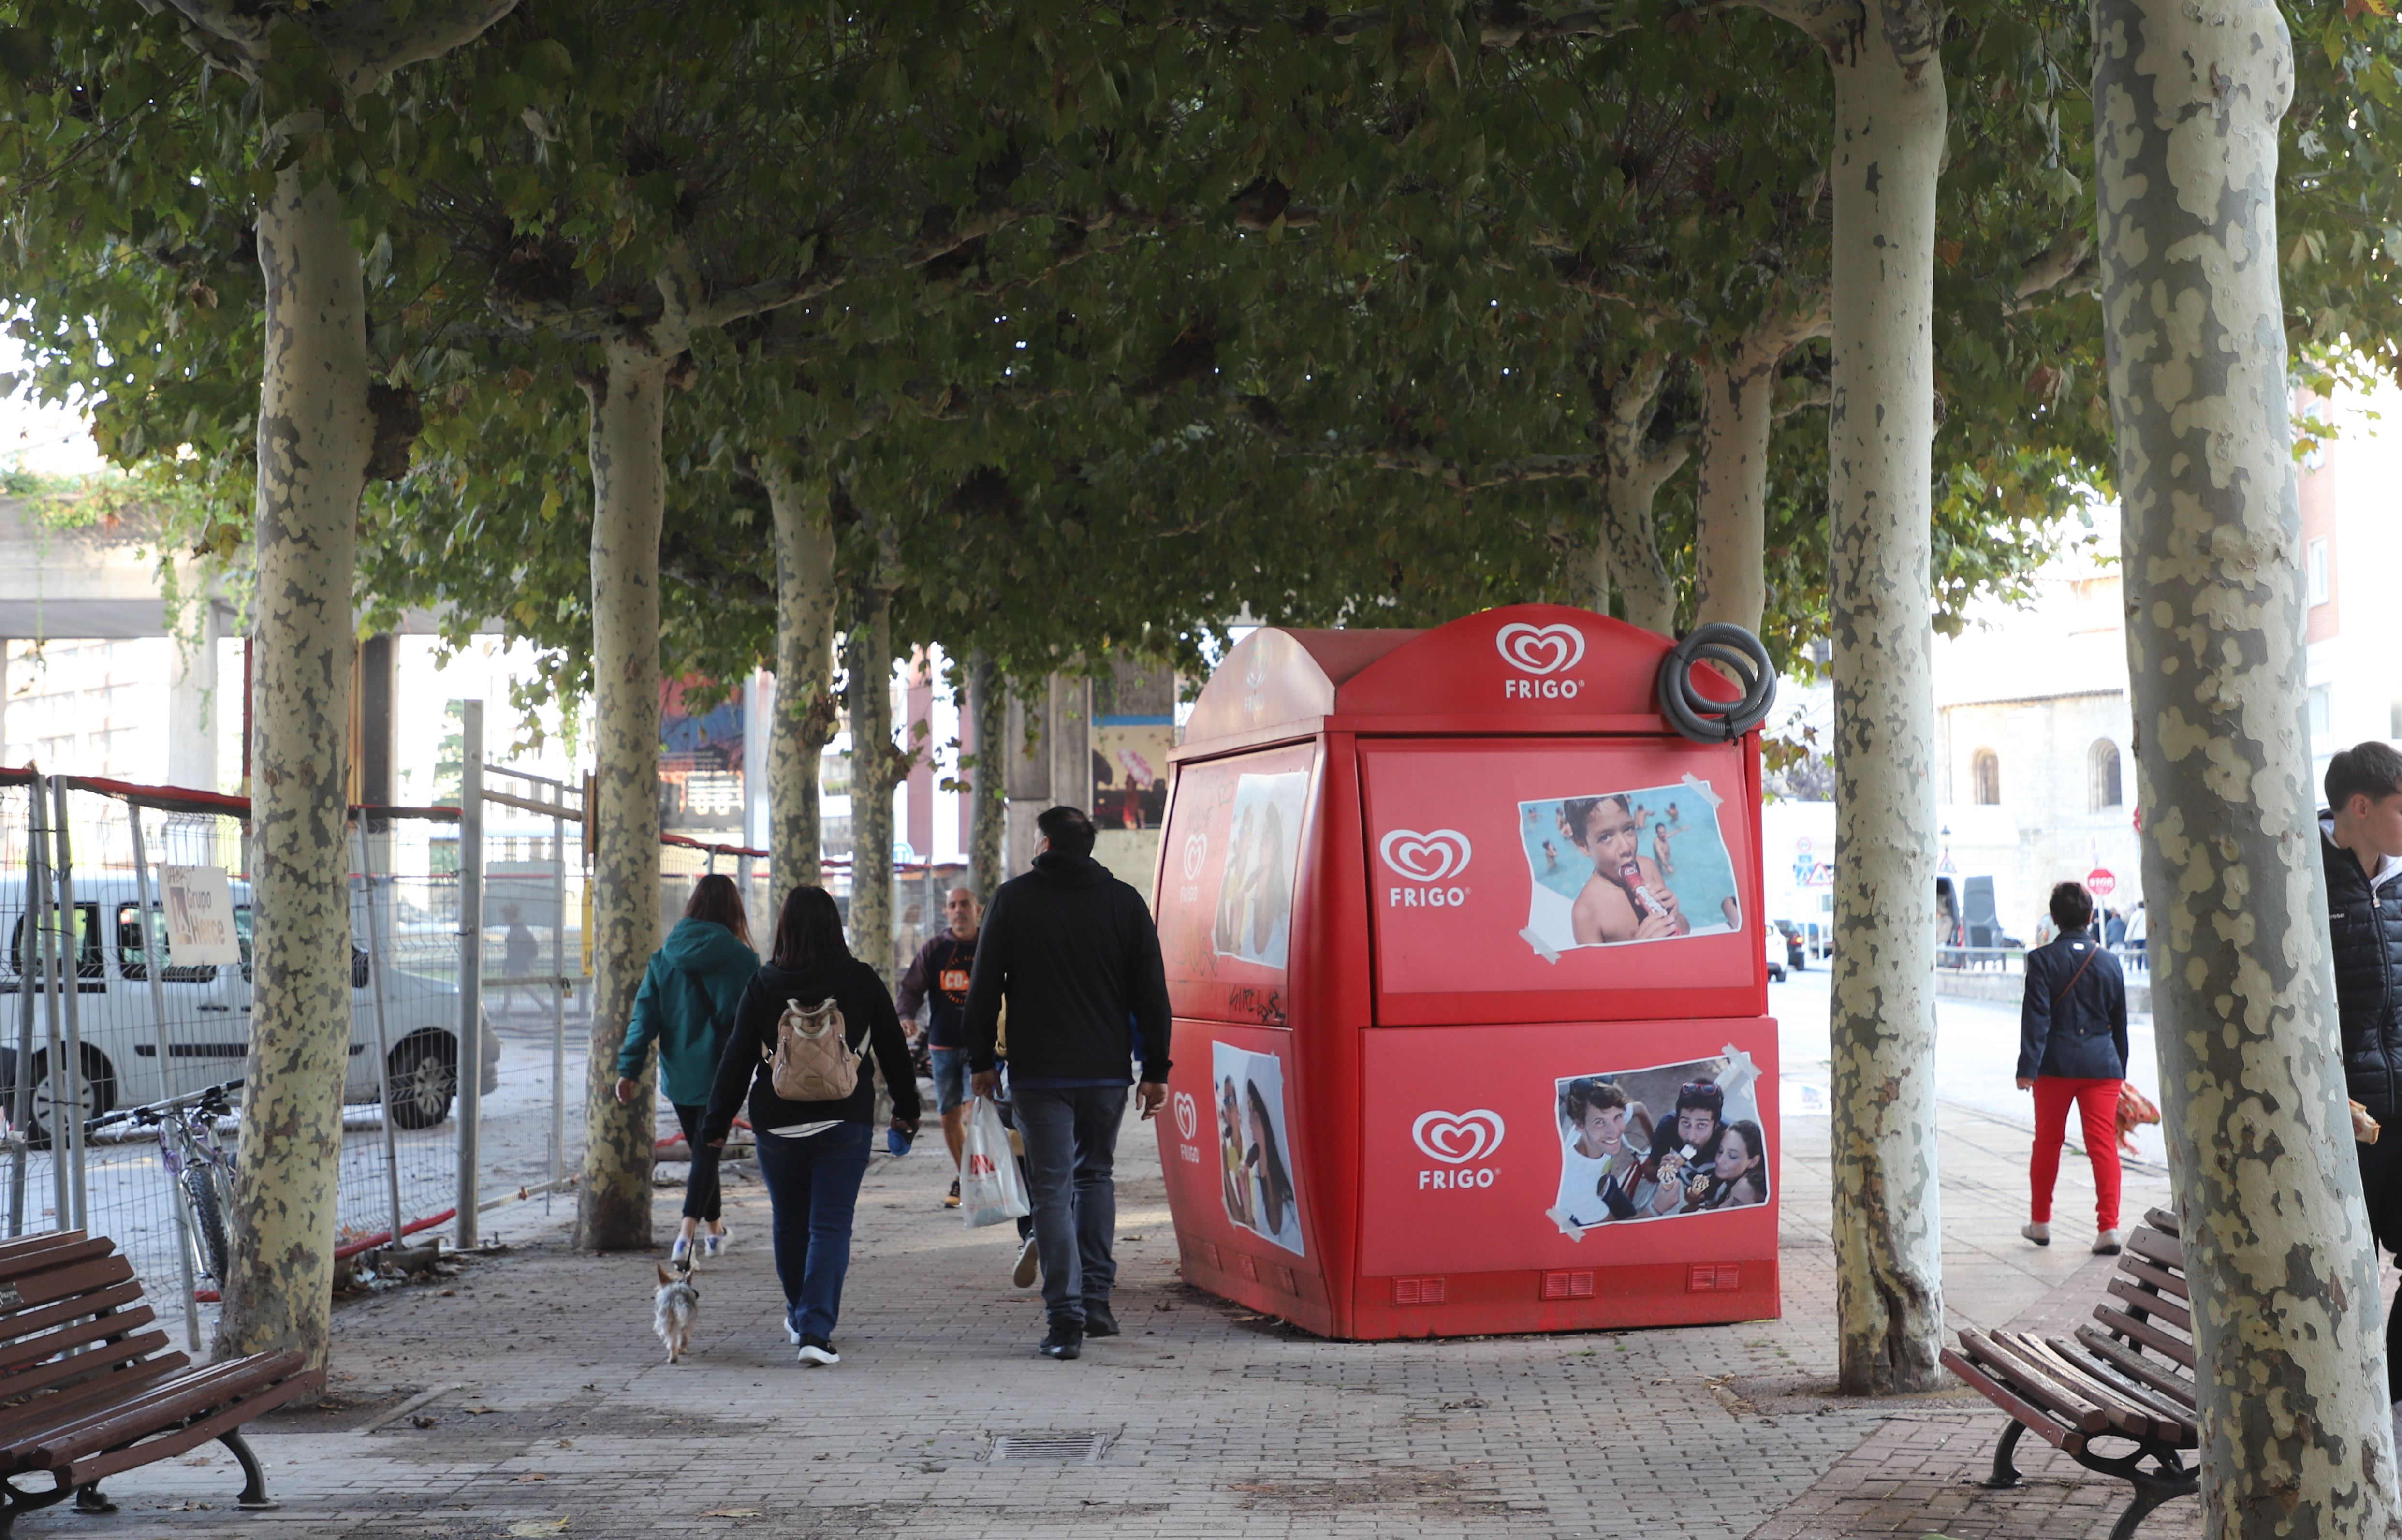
[612, 874, 759, 1265]
[703, 884, 920, 1366]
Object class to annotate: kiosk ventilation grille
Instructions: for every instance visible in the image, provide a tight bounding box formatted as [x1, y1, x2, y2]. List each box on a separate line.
[1540, 1270, 1595, 1300]
[989, 1431, 1112, 1464]
[1687, 1264, 1743, 1293]
[1391, 1276, 1447, 1305]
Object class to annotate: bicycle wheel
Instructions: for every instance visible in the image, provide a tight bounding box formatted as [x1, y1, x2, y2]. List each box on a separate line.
[182, 1160, 233, 1284]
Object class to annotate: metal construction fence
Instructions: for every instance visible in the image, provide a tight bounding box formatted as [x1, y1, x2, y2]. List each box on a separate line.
[0, 697, 955, 1347]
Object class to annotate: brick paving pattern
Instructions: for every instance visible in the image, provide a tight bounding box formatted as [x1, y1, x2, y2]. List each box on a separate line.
[19, 1093, 2217, 1540]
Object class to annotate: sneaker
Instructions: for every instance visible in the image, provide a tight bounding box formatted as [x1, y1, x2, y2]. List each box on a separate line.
[797, 1338, 839, 1367]
[1037, 1324, 1082, 1361]
[2094, 1229, 2124, 1255]
[703, 1227, 730, 1259]
[944, 1179, 961, 1210]
[669, 1234, 693, 1265]
[2021, 1222, 2051, 1247]
[1083, 1302, 1120, 1338]
[786, 1321, 802, 1346]
[1012, 1235, 1040, 1290]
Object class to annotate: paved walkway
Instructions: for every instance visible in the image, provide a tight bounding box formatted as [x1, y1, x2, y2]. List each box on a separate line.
[18, 1065, 2221, 1540]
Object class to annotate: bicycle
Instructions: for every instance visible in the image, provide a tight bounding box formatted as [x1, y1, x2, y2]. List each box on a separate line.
[86, 1079, 242, 1287]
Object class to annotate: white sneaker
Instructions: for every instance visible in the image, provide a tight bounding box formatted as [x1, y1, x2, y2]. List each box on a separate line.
[669, 1234, 693, 1265]
[2021, 1222, 2051, 1247]
[1012, 1235, 1040, 1290]
[2094, 1229, 2124, 1255]
[786, 1322, 802, 1345]
[703, 1227, 729, 1259]
[797, 1342, 839, 1366]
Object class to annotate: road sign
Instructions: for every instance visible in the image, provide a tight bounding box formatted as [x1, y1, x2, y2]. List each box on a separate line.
[2086, 868, 2118, 898]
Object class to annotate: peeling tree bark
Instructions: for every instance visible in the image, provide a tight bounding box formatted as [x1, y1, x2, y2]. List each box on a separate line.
[1814, 0, 1948, 1395]
[575, 342, 669, 1251]
[843, 588, 900, 984]
[218, 167, 368, 1370]
[2096, 0, 2402, 1528]
[761, 455, 838, 892]
[967, 653, 1006, 903]
[1589, 355, 1688, 633]
[1696, 300, 1827, 635]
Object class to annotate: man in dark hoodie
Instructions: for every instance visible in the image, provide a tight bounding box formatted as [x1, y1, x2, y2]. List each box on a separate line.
[2322, 741, 2402, 1405]
[967, 805, 1172, 1361]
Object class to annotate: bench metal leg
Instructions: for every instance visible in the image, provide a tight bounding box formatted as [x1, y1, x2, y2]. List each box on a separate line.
[0, 1473, 76, 1540]
[2107, 1455, 2196, 1540]
[1982, 1418, 2026, 1489]
[220, 1428, 273, 1508]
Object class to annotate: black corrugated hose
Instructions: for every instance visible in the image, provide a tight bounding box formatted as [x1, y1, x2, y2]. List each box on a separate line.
[1655, 623, 1777, 743]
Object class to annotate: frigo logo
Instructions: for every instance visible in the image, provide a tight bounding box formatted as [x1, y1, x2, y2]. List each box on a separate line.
[1180, 832, 1208, 881]
[1495, 621, 1588, 699]
[1412, 1109, 1505, 1190]
[1173, 1091, 1199, 1141]
[1379, 828, 1471, 908]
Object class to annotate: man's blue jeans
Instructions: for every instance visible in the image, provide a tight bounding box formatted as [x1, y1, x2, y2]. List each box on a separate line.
[1014, 1085, 1128, 1330]
[752, 1121, 873, 1344]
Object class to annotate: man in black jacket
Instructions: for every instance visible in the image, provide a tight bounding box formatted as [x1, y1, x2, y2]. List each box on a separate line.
[966, 806, 1172, 1361]
[2322, 741, 2402, 1403]
[2016, 880, 2131, 1254]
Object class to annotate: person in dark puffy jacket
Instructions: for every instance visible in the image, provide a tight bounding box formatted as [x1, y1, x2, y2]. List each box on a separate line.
[2016, 880, 2129, 1255]
[2321, 742, 2402, 1404]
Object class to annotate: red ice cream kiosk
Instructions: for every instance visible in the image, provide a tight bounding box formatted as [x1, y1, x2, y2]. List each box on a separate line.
[1149, 604, 1780, 1339]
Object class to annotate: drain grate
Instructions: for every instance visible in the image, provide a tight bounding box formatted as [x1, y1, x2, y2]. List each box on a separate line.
[988, 1429, 1112, 1464]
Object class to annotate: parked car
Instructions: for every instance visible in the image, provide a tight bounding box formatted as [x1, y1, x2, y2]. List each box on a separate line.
[1764, 928, 1787, 983]
[0, 876, 499, 1145]
[1772, 920, 1807, 969]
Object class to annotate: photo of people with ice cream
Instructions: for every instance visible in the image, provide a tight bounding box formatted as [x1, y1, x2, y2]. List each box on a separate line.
[1545, 1050, 1769, 1237]
[1214, 771, 1307, 969]
[1214, 1041, 1306, 1255]
[1518, 784, 1740, 957]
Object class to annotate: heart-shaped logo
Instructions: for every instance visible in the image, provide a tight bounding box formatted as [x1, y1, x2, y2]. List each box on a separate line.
[1412, 1109, 1505, 1165]
[1495, 621, 1587, 676]
[1379, 829, 1472, 883]
[1173, 1092, 1198, 1141]
[1181, 832, 1208, 881]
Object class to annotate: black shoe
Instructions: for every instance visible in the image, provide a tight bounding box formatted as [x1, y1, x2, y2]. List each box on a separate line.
[1082, 1302, 1120, 1338]
[1037, 1325, 1082, 1361]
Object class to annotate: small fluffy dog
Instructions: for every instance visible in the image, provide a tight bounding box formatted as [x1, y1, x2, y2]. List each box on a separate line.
[653, 1261, 701, 1364]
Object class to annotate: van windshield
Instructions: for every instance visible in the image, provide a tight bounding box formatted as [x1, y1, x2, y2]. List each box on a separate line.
[10, 904, 103, 981]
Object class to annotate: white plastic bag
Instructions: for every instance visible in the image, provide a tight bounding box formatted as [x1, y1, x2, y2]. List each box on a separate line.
[959, 1094, 1031, 1228]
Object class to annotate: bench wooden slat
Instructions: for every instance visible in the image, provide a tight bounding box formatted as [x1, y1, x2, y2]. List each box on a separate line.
[0, 1358, 186, 1442]
[2107, 1275, 2193, 1334]
[25, 1354, 307, 1465]
[0, 1256, 138, 1328]
[2126, 1226, 2183, 1272]
[0, 1278, 145, 1366]
[0, 1331, 178, 1409]
[2004, 1331, 2176, 1442]
[69, 1369, 320, 1485]
[1940, 1348, 2087, 1455]
[2146, 1206, 2179, 1237]
[2070, 1325, 2198, 1414]
[2047, 1336, 2199, 1443]
[2113, 1253, 2190, 1307]
[1958, 1327, 2112, 1435]
[0, 1303, 158, 1380]
[2092, 1299, 2195, 1368]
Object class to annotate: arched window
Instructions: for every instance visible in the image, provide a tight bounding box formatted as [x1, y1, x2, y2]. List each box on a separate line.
[2089, 739, 2123, 811]
[1971, 748, 2001, 806]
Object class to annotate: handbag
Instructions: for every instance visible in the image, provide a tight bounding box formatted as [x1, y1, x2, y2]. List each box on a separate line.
[2115, 1083, 2161, 1155]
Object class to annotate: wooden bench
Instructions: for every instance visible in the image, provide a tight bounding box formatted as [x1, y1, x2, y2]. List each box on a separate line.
[0, 1229, 321, 1536]
[1940, 1206, 2197, 1540]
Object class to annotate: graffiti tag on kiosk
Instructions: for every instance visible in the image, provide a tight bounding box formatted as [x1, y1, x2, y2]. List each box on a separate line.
[1226, 986, 1288, 1027]
[1380, 828, 1472, 908]
[1413, 1108, 1505, 1190]
[1496, 622, 1588, 700]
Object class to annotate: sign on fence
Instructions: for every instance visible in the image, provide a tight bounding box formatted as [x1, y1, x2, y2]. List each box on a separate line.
[159, 865, 241, 964]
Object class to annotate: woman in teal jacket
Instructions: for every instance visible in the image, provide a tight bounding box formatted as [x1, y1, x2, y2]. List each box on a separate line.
[614, 874, 758, 1262]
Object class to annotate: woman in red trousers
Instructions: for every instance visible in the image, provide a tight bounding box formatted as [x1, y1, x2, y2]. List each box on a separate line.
[2017, 880, 2132, 1255]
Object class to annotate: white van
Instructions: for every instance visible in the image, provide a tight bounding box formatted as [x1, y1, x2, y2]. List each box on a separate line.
[0, 876, 500, 1144]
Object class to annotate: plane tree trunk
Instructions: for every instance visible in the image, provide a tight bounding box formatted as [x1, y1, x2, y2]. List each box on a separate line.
[761, 455, 839, 893]
[2097, 0, 2402, 1528]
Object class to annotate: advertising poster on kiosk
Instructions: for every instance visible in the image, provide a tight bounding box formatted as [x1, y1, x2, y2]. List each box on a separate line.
[1546, 1052, 1769, 1234]
[1215, 772, 1307, 969]
[1158, 744, 1315, 1027]
[1518, 787, 1743, 957]
[1213, 1041, 1306, 1255]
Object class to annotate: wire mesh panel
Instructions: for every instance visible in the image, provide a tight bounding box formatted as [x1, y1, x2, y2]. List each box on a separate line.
[475, 767, 585, 1210]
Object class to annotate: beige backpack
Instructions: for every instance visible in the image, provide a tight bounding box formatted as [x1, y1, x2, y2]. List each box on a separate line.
[763, 997, 862, 1101]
